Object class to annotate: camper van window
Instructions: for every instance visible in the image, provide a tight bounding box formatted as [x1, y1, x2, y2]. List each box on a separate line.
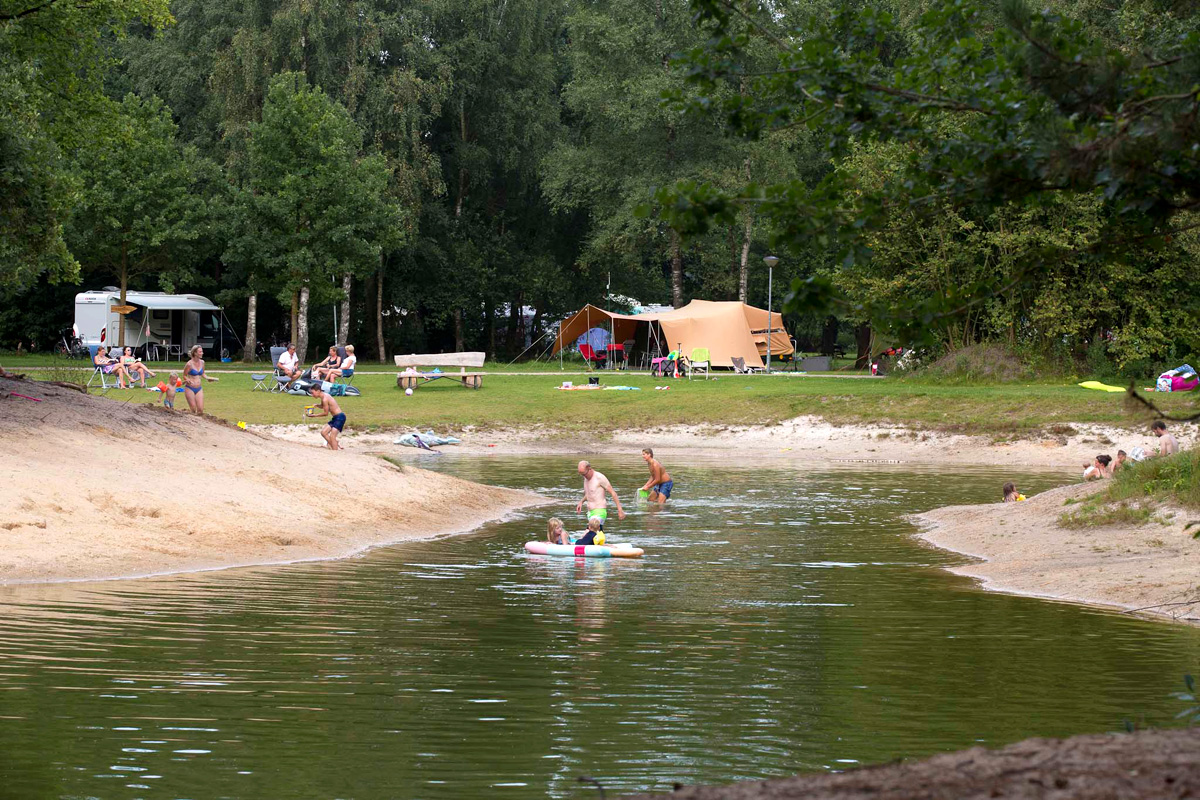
[152, 310, 169, 321]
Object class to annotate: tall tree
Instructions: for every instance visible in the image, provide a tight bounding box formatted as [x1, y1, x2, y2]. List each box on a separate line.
[66, 94, 213, 347]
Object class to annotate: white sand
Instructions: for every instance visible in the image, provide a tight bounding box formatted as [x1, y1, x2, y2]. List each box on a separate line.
[0, 378, 545, 584]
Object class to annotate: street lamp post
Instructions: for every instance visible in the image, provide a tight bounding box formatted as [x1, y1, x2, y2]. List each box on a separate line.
[763, 255, 779, 373]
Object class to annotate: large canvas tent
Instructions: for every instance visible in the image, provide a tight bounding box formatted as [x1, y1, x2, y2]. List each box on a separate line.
[552, 300, 793, 369]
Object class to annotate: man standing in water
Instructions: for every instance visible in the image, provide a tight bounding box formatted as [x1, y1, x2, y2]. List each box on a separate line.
[575, 461, 626, 538]
[638, 448, 673, 503]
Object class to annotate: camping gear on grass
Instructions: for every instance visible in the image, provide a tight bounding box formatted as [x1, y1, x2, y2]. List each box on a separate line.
[285, 378, 361, 397]
[1156, 364, 1198, 392]
[524, 541, 644, 559]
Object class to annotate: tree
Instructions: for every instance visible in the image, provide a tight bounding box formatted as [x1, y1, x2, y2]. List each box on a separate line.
[663, 0, 1200, 349]
[0, 0, 172, 293]
[232, 72, 401, 359]
[66, 94, 212, 347]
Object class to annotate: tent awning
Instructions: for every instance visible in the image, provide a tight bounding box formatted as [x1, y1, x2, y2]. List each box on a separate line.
[125, 295, 218, 311]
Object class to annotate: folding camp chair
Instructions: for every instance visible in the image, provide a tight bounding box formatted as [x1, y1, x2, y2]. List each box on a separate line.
[85, 346, 132, 392]
[269, 346, 291, 393]
[731, 356, 760, 374]
[688, 348, 711, 380]
[579, 344, 607, 369]
[250, 372, 270, 392]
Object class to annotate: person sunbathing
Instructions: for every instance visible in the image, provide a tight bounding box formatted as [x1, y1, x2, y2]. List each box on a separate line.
[93, 346, 132, 388]
[317, 345, 355, 381]
[311, 346, 341, 380]
[121, 347, 156, 386]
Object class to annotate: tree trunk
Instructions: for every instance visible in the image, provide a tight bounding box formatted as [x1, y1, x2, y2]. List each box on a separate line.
[821, 316, 838, 356]
[297, 285, 310, 360]
[854, 323, 872, 370]
[118, 242, 128, 348]
[738, 156, 753, 303]
[507, 293, 522, 358]
[485, 300, 496, 358]
[669, 228, 684, 308]
[290, 291, 299, 347]
[455, 101, 468, 219]
[243, 293, 258, 363]
[453, 308, 464, 352]
[375, 266, 386, 364]
[338, 272, 351, 344]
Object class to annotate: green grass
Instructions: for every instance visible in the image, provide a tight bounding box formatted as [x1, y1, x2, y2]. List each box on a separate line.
[1058, 451, 1200, 529]
[25, 358, 1199, 435]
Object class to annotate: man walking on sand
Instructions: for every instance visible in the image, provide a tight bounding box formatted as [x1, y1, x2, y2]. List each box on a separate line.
[639, 448, 673, 503]
[576, 461, 626, 531]
[1151, 420, 1180, 456]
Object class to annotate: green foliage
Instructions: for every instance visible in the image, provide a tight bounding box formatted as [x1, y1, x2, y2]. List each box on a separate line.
[229, 72, 402, 308]
[1172, 674, 1200, 726]
[66, 93, 215, 299]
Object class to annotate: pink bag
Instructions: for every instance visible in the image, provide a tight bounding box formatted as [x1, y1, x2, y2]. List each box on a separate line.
[1171, 375, 1198, 392]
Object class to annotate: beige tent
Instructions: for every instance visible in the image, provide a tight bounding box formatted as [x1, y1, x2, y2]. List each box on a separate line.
[553, 300, 792, 369]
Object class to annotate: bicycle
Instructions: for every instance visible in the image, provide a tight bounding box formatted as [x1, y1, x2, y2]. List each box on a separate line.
[54, 328, 88, 359]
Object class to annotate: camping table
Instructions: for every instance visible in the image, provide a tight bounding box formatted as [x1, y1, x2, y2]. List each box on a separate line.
[605, 343, 625, 369]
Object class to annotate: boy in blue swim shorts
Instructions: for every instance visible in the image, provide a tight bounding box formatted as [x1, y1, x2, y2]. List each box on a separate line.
[639, 448, 673, 503]
[307, 384, 345, 451]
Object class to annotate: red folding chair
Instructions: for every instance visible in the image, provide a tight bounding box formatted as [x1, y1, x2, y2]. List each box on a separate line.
[579, 344, 607, 369]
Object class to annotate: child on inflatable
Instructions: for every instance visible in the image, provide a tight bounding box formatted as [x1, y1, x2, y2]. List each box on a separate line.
[547, 517, 568, 545]
[574, 516, 606, 547]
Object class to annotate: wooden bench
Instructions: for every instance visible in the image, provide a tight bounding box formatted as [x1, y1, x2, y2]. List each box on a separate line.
[395, 352, 486, 391]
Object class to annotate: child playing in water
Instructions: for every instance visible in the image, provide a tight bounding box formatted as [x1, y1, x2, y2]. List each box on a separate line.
[547, 517, 568, 545]
[574, 515, 606, 547]
[1002, 482, 1026, 502]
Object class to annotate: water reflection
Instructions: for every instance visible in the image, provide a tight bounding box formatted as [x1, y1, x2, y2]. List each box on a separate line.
[0, 457, 1198, 799]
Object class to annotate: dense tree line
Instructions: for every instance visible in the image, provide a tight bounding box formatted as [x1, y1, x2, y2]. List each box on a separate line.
[1, 0, 1197, 374]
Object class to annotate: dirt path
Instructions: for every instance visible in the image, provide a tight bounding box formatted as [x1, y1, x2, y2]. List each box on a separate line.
[626, 728, 1200, 799]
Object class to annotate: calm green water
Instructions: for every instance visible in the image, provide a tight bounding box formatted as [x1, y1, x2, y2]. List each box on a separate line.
[1, 456, 1198, 799]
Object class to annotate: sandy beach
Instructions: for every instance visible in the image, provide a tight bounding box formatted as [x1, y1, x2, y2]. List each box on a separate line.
[265, 415, 1195, 469]
[0, 377, 546, 584]
[914, 482, 1200, 625]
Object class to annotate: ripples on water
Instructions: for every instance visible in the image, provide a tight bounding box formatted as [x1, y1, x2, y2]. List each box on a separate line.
[1, 457, 1198, 798]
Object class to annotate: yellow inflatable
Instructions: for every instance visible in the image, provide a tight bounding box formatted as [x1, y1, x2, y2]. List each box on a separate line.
[1078, 381, 1125, 393]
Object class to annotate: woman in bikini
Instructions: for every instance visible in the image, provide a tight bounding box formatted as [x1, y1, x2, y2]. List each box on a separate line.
[121, 346, 156, 387]
[182, 345, 218, 414]
[93, 346, 132, 388]
[312, 346, 341, 381]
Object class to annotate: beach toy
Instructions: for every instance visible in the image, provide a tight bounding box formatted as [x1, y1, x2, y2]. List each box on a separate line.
[405, 387, 414, 396]
[524, 541, 643, 559]
[638, 489, 650, 500]
[237, 421, 246, 430]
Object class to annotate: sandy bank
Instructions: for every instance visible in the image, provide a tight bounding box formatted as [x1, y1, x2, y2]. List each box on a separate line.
[628, 727, 1200, 799]
[262, 416, 1196, 469]
[914, 482, 1200, 625]
[0, 377, 545, 584]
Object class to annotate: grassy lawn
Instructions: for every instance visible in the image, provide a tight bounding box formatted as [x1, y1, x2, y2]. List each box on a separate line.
[21, 355, 1198, 435]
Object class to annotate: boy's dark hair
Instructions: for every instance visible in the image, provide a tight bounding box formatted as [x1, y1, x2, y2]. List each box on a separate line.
[1002, 481, 1015, 496]
[309, 384, 322, 394]
[1152, 420, 1167, 431]
[643, 448, 653, 457]
[1117, 449, 1127, 457]
[1097, 454, 1112, 466]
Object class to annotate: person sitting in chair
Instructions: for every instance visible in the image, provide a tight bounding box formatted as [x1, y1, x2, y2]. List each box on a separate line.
[93, 346, 132, 388]
[277, 343, 302, 384]
[311, 346, 341, 380]
[121, 346, 156, 387]
[317, 345, 355, 381]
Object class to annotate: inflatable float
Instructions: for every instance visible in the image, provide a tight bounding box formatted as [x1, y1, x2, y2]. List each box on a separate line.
[524, 541, 644, 558]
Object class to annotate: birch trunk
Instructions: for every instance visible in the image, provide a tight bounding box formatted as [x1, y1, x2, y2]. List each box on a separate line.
[118, 242, 128, 347]
[670, 228, 684, 308]
[297, 285, 310, 360]
[290, 292, 299, 348]
[338, 273, 351, 344]
[376, 268, 386, 363]
[243, 293, 258, 363]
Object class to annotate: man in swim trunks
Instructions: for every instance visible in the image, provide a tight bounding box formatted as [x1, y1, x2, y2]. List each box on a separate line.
[575, 460, 626, 541]
[638, 447, 673, 503]
[307, 384, 346, 450]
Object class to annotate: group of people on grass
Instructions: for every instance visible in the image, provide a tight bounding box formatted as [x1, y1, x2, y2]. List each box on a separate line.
[1003, 420, 1183, 502]
[545, 450, 674, 546]
[276, 343, 357, 386]
[94, 344, 217, 415]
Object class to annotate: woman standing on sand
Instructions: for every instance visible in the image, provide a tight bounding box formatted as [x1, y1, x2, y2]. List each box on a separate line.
[181, 345, 218, 415]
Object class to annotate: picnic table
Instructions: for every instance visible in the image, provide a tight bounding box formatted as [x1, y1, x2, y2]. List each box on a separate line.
[395, 352, 486, 391]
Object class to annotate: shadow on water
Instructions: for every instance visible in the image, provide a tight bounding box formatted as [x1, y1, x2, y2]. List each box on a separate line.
[1, 455, 1198, 798]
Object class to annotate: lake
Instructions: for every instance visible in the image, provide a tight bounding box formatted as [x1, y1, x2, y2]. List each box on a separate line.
[1, 455, 1197, 798]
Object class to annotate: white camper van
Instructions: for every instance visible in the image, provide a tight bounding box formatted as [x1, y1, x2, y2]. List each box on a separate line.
[74, 288, 228, 358]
